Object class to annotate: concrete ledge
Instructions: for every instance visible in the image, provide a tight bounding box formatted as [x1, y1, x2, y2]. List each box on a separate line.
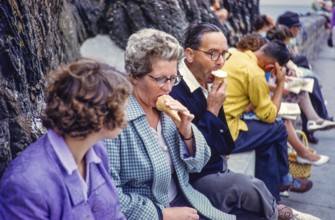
[227, 150, 255, 176]
[297, 15, 328, 61]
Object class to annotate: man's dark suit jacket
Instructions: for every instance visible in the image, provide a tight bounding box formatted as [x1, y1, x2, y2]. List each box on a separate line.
[170, 78, 235, 182]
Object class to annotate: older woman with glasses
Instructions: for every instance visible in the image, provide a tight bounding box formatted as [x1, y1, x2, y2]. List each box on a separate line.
[104, 28, 235, 220]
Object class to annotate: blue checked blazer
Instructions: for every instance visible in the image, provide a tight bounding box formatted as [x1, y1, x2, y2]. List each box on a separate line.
[105, 95, 236, 220]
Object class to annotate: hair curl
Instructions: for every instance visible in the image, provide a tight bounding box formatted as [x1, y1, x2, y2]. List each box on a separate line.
[42, 58, 132, 138]
[125, 28, 184, 78]
[236, 33, 267, 52]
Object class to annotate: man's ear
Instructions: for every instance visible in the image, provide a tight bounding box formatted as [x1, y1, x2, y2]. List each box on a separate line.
[264, 63, 275, 73]
[185, 48, 194, 63]
[261, 55, 276, 72]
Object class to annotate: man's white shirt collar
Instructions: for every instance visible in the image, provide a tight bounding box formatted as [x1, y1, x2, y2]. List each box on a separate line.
[179, 59, 209, 98]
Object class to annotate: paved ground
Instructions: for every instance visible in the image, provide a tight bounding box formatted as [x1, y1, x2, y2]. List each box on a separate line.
[280, 43, 335, 220]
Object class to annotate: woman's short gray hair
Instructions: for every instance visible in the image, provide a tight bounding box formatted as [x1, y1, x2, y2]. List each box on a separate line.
[125, 28, 184, 77]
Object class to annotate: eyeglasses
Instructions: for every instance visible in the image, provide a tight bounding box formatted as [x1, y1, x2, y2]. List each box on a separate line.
[148, 74, 183, 87]
[193, 49, 232, 61]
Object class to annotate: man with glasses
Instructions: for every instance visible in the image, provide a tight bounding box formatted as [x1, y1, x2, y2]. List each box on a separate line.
[170, 22, 283, 220]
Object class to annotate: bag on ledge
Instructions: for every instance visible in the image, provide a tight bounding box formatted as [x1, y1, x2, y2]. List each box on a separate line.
[327, 32, 333, 47]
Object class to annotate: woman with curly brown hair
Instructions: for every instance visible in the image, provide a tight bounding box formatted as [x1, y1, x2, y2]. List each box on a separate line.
[0, 58, 132, 219]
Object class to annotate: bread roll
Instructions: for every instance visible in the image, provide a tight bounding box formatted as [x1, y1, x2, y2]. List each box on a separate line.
[156, 95, 181, 121]
[212, 70, 227, 84]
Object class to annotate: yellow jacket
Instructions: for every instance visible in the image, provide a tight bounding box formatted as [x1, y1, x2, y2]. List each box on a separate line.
[223, 49, 278, 140]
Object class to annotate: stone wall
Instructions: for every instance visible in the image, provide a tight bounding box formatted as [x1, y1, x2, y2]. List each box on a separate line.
[0, 0, 328, 177]
[297, 15, 328, 61]
[0, 0, 259, 177]
[0, 0, 87, 175]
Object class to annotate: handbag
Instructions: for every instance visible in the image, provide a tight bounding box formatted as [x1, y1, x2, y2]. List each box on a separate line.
[327, 32, 333, 47]
[287, 130, 312, 179]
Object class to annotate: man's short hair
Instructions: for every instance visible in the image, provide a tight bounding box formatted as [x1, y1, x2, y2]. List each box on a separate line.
[262, 40, 290, 66]
[183, 22, 222, 50]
